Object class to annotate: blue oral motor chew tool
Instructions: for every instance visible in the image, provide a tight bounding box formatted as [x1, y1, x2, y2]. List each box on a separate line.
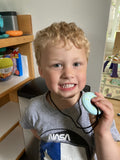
[81, 92, 101, 115]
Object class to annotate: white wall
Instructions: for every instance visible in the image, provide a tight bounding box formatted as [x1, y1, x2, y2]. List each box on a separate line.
[0, 0, 111, 91]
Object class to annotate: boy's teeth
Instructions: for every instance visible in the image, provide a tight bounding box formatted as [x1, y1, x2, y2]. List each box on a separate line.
[61, 84, 75, 88]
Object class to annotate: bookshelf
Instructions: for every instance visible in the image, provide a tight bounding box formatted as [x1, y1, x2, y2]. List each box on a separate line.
[0, 15, 35, 159]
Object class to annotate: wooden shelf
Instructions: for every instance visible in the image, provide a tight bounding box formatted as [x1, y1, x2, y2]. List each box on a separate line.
[0, 35, 34, 99]
[0, 102, 20, 142]
[0, 126, 25, 160]
[0, 15, 34, 101]
[0, 35, 34, 48]
[0, 15, 35, 159]
[0, 75, 32, 98]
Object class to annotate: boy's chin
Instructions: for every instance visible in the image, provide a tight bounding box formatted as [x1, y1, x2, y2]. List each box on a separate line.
[57, 92, 81, 100]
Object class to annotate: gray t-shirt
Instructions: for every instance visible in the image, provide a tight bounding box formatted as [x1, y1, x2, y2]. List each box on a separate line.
[20, 92, 120, 160]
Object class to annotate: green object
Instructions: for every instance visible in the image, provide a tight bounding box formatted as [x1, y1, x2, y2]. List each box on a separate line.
[0, 58, 13, 69]
[110, 79, 120, 86]
[0, 15, 4, 28]
[0, 47, 6, 52]
[0, 34, 9, 39]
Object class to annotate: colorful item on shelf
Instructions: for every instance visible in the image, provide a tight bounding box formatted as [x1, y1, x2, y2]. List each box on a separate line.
[0, 48, 23, 80]
[110, 63, 118, 77]
[11, 48, 23, 76]
[6, 30, 23, 37]
[103, 54, 120, 78]
[103, 55, 113, 72]
[0, 57, 13, 81]
[16, 53, 23, 76]
[100, 74, 120, 100]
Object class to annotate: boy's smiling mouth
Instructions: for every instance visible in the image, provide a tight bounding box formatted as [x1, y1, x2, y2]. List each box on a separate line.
[59, 83, 76, 90]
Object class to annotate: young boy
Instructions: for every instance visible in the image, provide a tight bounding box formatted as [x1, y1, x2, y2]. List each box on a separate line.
[20, 22, 120, 160]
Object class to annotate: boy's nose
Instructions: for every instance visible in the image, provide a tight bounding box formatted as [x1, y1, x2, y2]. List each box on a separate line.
[62, 66, 74, 79]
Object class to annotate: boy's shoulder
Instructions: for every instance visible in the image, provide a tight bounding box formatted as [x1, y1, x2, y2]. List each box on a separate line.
[28, 92, 47, 110]
[30, 93, 46, 102]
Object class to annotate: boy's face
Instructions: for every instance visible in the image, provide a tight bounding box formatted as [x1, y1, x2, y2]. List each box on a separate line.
[39, 41, 87, 100]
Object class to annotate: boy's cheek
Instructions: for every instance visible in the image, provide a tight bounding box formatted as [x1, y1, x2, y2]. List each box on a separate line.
[38, 66, 43, 77]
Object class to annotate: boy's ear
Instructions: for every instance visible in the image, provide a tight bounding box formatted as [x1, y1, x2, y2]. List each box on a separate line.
[38, 66, 44, 78]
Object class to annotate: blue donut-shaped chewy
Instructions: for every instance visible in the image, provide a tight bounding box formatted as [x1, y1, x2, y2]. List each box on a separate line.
[81, 92, 101, 115]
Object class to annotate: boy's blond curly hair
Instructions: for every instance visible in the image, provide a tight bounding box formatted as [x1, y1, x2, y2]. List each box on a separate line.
[34, 22, 90, 66]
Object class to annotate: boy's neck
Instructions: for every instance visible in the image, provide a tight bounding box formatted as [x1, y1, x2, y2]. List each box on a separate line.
[47, 91, 81, 110]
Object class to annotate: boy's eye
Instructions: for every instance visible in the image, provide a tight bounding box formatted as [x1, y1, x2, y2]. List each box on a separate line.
[73, 62, 81, 67]
[53, 63, 62, 68]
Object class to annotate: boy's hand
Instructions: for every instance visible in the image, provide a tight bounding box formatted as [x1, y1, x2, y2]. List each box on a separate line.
[90, 92, 114, 135]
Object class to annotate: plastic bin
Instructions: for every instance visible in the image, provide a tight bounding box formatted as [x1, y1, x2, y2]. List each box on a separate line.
[0, 11, 18, 33]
